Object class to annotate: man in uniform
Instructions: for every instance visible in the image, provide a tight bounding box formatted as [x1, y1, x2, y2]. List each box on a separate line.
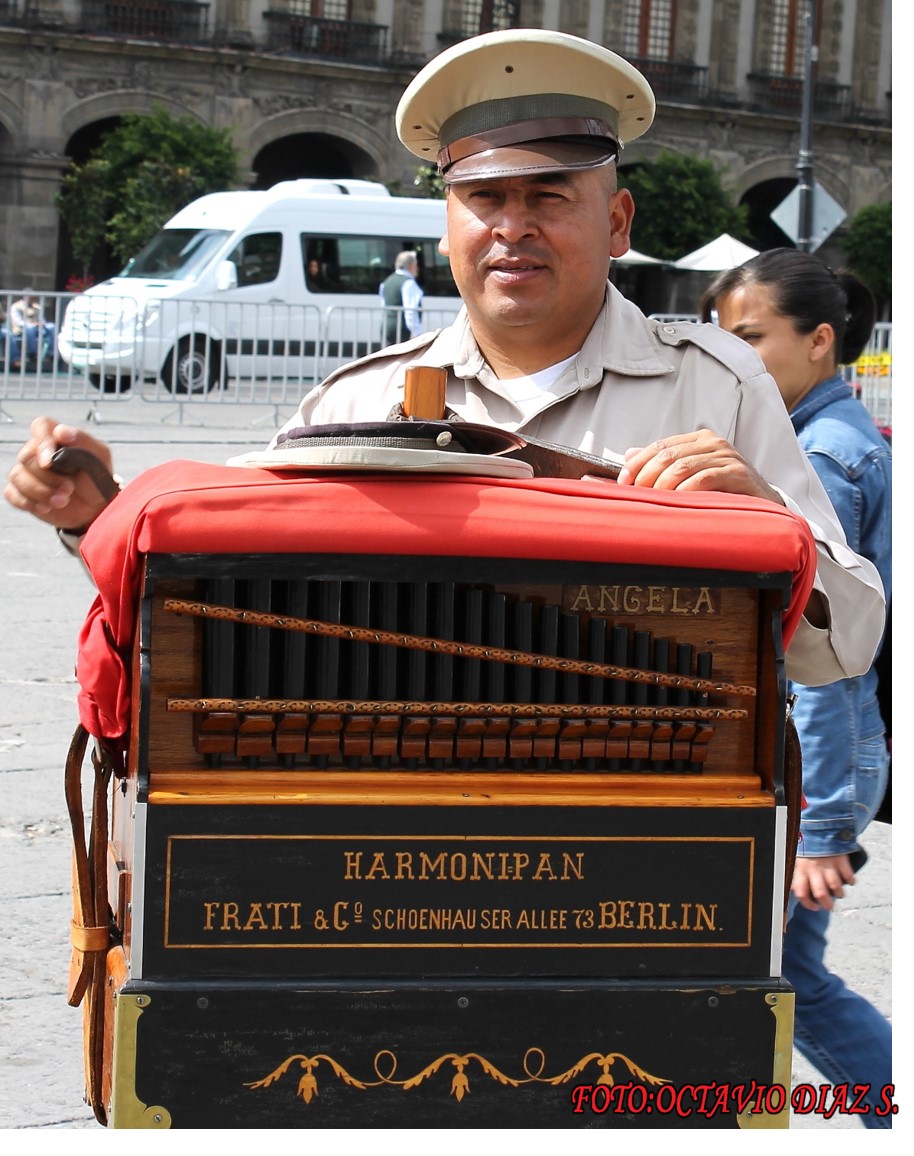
[4, 29, 885, 687]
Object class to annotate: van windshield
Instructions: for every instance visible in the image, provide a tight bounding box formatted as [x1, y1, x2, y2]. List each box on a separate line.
[119, 229, 231, 280]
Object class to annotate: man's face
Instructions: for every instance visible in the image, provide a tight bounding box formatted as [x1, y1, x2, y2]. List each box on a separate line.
[439, 167, 634, 349]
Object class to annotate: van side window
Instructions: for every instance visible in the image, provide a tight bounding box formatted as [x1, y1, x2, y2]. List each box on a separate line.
[228, 232, 283, 287]
[302, 235, 458, 297]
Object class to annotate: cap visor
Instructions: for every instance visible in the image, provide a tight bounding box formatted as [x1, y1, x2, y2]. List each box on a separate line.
[444, 140, 617, 184]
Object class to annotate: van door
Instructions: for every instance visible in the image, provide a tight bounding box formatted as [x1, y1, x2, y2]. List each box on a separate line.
[219, 231, 288, 386]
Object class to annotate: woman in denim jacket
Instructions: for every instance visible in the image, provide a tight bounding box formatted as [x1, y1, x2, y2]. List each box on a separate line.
[703, 248, 892, 1127]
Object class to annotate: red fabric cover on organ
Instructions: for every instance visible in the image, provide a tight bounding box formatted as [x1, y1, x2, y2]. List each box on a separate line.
[75, 461, 817, 744]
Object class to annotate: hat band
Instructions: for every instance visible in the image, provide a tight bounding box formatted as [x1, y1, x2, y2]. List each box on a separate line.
[437, 116, 618, 170]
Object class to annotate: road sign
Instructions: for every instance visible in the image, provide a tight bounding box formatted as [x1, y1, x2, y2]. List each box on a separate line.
[771, 181, 847, 251]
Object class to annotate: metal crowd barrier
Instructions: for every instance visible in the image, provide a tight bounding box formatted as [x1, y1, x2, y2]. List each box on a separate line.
[0, 291, 462, 423]
[2, 291, 890, 433]
[846, 321, 892, 433]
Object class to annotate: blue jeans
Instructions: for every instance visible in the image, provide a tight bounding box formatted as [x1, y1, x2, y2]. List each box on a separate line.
[783, 737, 892, 1128]
[784, 902, 893, 1127]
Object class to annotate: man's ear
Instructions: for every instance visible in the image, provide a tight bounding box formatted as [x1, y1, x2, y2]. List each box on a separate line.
[609, 188, 635, 259]
[438, 231, 450, 257]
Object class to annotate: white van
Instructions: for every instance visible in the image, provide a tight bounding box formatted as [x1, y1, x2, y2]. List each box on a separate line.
[57, 179, 461, 393]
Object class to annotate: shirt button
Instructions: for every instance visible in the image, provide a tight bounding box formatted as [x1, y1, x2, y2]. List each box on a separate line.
[838, 829, 854, 842]
[584, 368, 590, 379]
[663, 326, 675, 334]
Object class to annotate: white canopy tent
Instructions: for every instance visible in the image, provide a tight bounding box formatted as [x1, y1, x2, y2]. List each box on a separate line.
[674, 234, 759, 271]
[614, 247, 665, 265]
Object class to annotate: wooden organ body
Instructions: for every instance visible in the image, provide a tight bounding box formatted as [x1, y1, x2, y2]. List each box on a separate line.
[67, 462, 815, 1129]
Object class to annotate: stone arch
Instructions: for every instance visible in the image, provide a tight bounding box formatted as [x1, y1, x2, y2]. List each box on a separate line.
[737, 155, 852, 249]
[54, 92, 208, 287]
[60, 91, 206, 149]
[244, 108, 392, 184]
[0, 92, 23, 152]
[734, 155, 851, 208]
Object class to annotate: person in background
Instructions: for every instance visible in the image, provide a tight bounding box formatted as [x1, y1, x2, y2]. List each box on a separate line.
[1, 298, 23, 368]
[306, 258, 330, 291]
[702, 248, 892, 1127]
[379, 250, 423, 344]
[5, 29, 885, 693]
[9, 289, 56, 366]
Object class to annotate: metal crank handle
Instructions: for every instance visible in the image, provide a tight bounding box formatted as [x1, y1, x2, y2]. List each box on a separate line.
[49, 447, 121, 504]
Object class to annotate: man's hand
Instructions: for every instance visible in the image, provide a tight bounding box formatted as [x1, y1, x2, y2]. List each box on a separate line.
[616, 429, 784, 503]
[4, 416, 115, 533]
[792, 854, 857, 912]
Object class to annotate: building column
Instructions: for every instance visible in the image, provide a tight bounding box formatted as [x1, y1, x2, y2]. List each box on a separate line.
[0, 152, 70, 290]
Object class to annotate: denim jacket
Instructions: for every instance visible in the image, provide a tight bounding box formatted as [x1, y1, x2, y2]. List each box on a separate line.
[789, 374, 892, 856]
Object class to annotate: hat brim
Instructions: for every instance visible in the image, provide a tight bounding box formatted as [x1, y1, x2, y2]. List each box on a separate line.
[443, 140, 619, 184]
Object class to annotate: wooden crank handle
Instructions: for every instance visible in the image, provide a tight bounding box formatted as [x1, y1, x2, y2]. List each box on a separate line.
[49, 447, 121, 504]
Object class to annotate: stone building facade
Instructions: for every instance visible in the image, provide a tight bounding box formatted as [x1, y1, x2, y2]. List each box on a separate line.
[0, 0, 891, 289]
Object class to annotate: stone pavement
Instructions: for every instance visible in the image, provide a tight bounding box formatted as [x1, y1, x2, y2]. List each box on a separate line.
[0, 398, 896, 1133]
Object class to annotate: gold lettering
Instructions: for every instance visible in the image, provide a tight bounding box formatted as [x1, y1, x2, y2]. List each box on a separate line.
[516, 908, 568, 930]
[598, 900, 617, 929]
[364, 852, 390, 881]
[693, 903, 718, 931]
[647, 586, 665, 613]
[221, 902, 241, 931]
[419, 851, 447, 879]
[637, 902, 656, 929]
[202, 901, 302, 933]
[243, 903, 269, 932]
[532, 853, 557, 881]
[344, 846, 588, 883]
[597, 585, 620, 613]
[566, 583, 721, 615]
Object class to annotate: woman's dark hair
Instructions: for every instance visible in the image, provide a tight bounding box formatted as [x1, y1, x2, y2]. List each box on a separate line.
[699, 247, 877, 365]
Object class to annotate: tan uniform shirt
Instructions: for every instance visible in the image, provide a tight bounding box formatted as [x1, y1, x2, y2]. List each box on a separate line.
[276, 284, 885, 687]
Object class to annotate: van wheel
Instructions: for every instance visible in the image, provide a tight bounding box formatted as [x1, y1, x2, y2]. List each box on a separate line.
[162, 336, 223, 395]
[88, 372, 131, 394]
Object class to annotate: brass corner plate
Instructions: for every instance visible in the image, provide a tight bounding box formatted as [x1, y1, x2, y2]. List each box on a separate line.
[738, 990, 795, 1129]
[110, 993, 172, 1128]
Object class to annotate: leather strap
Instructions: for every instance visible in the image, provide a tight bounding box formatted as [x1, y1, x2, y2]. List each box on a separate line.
[64, 723, 117, 1126]
[783, 714, 803, 913]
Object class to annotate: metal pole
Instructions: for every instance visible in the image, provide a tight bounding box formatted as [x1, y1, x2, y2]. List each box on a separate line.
[796, 0, 817, 252]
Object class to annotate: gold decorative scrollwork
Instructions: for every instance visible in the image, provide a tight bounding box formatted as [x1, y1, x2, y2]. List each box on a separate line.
[245, 1046, 667, 1104]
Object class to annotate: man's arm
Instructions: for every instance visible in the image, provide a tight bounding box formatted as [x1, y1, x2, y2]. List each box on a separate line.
[616, 428, 884, 683]
[401, 279, 424, 338]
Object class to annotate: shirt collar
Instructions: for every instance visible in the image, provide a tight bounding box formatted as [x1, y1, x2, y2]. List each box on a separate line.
[419, 282, 675, 384]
